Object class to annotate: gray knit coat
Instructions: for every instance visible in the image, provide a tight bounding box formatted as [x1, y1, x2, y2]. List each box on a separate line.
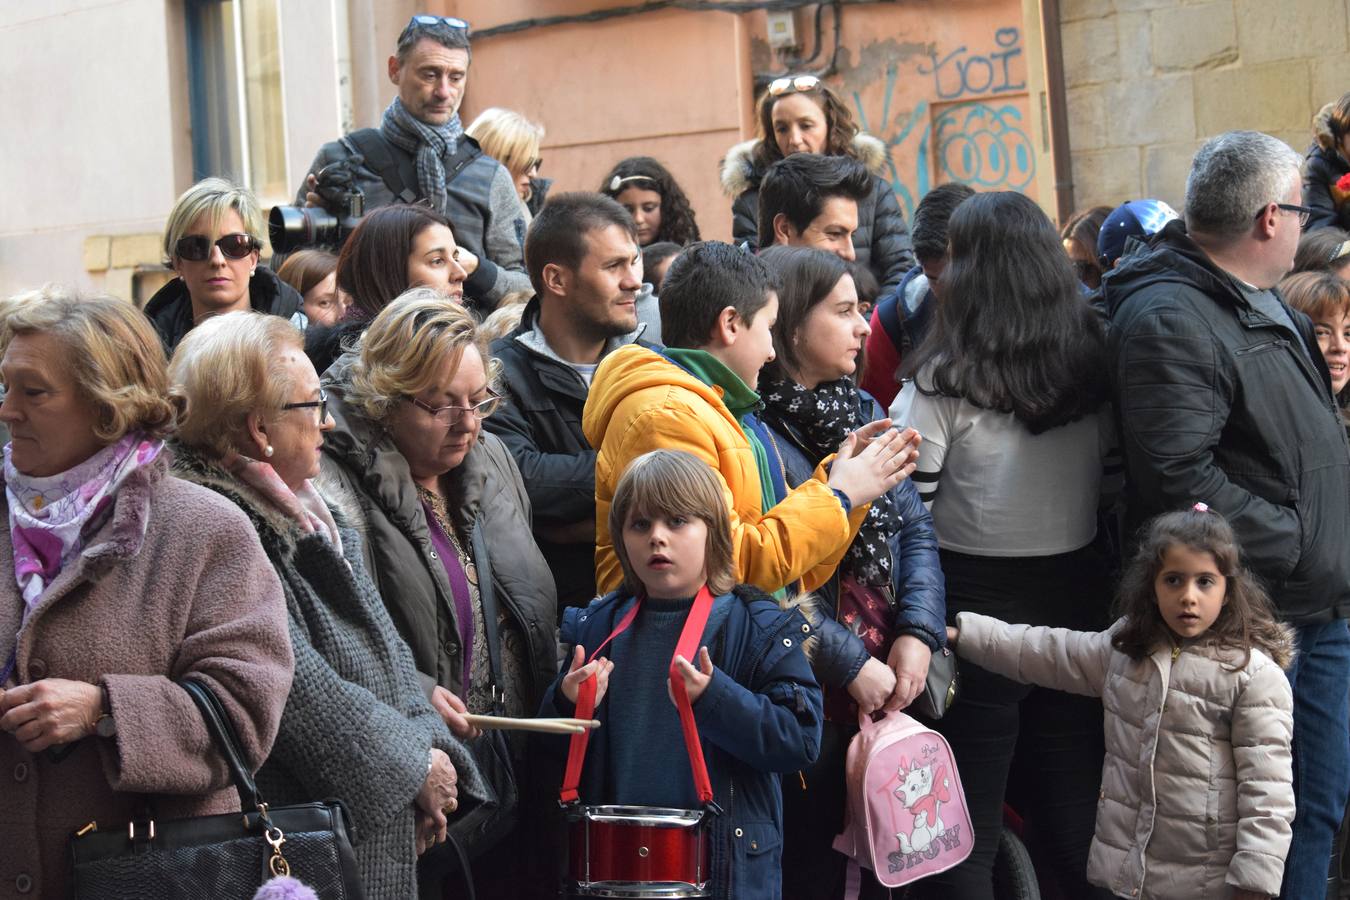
[171, 447, 489, 900]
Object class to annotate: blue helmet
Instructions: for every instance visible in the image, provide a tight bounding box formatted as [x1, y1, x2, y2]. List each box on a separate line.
[1096, 199, 1179, 269]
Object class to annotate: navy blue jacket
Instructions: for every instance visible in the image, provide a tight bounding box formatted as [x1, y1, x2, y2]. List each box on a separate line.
[540, 585, 823, 900]
[763, 390, 947, 650]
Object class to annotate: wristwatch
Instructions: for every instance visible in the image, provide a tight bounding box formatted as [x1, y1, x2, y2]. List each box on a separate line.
[94, 685, 116, 739]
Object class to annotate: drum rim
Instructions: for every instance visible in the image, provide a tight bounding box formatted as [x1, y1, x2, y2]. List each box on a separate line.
[570, 880, 710, 898]
[576, 805, 706, 826]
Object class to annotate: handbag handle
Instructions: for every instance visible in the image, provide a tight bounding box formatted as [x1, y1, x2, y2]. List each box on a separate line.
[180, 678, 267, 814]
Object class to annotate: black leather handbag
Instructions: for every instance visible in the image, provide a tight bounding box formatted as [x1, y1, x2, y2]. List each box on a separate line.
[69, 678, 366, 899]
[911, 644, 959, 720]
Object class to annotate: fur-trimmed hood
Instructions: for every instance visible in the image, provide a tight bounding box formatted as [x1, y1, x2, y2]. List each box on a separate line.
[1314, 101, 1341, 152]
[719, 132, 889, 197]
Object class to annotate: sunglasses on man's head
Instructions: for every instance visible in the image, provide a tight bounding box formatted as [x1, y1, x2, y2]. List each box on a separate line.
[406, 14, 469, 34]
[768, 74, 822, 97]
[174, 233, 259, 262]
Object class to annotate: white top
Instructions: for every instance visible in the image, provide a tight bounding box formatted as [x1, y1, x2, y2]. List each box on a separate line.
[890, 378, 1118, 557]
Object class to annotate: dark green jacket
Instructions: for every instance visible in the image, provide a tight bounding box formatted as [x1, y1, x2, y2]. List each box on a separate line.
[318, 355, 559, 708]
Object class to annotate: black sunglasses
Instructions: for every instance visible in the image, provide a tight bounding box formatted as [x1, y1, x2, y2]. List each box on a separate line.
[175, 233, 259, 262]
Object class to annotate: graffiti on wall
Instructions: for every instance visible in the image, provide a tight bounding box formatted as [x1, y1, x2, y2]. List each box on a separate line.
[850, 26, 1034, 220]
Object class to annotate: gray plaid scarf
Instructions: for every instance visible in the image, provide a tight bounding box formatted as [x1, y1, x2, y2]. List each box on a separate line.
[379, 97, 464, 212]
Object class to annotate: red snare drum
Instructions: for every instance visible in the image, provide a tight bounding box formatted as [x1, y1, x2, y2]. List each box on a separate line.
[568, 805, 710, 897]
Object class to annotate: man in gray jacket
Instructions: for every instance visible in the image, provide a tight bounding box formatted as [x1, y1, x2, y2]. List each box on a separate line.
[295, 16, 528, 310]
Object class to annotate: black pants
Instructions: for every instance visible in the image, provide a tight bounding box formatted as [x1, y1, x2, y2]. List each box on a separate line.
[910, 546, 1113, 900]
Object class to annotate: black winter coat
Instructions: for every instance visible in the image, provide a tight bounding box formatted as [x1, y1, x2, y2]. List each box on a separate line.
[1103, 219, 1350, 623]
[1303, 142, 1350, 232]
[143, 265, 303, 357]
[720, 134, 915, 291]
[483, 302, 652, 609]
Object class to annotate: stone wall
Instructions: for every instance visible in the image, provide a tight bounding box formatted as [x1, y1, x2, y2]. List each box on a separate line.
[1060, 0, 1350, 213]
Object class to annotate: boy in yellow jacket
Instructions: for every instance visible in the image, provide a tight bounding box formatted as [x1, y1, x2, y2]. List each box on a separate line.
[583, 241, 919, 598]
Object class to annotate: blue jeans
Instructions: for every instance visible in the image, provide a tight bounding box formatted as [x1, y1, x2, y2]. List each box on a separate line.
[1281, 619, 1350, 899]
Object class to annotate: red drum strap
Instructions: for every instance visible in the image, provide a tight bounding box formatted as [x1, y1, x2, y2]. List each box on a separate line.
[559, 585, 717, 806]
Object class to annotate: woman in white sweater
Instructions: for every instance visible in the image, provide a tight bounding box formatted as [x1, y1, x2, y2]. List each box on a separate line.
[890, 190, 1118, 900]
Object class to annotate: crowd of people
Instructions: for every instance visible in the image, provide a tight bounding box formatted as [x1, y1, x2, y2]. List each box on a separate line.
[5, 12, 1350, 900]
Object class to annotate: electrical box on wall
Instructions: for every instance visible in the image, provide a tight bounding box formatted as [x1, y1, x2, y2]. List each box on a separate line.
[766, 10, 798, 49]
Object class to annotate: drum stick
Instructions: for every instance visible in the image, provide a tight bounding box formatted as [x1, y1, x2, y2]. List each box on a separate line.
[462, 714, 600, 734]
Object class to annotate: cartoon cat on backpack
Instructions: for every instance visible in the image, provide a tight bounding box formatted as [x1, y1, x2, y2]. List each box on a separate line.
[894, 755, 951, 855]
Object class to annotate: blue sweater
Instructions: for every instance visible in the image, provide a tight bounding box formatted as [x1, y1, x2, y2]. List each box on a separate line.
[540, 585, 824, 900]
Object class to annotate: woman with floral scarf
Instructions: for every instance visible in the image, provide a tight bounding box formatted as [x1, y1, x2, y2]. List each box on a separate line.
[756, 246, 946, 900]
[0, 289, 293, 899]
[167, 311, 488, 899]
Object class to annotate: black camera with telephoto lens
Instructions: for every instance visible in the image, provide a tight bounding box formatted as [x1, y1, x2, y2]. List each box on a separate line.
[268, 159, 366, 253]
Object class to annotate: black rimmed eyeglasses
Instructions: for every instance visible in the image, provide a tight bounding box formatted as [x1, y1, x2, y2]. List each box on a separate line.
[281, 390, 329, 423]
[405, 391, 502, 425]
[1274, 203, 1315, 228]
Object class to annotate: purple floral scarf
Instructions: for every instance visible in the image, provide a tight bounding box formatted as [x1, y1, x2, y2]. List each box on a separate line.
[2, 433, 162, 684]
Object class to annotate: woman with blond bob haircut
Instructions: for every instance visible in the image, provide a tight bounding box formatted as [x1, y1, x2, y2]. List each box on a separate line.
[466, 107, 547, 213]
[145, 176, 306, 356]
[167, 309, 484, 896]
[319, 288, 558, 885]
[609, 449, 737, 597]
[0, 288, 292, 898]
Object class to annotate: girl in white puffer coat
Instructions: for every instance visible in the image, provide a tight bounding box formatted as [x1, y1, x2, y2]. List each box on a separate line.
[948, 505, 1295, 900]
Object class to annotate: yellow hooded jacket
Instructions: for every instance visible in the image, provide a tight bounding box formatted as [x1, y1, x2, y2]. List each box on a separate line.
[583, 344, 868, 595]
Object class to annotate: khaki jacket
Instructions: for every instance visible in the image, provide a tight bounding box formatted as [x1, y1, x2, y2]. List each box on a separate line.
[956, 612, 1294, 899]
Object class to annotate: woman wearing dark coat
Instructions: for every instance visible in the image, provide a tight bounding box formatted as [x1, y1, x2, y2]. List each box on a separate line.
[318, 289, 559, 898]
[167, 310, 487, 899]
[720, 75, 914, 291]
[1303, 95, 1350, 233]
[756, 246, 946, 899]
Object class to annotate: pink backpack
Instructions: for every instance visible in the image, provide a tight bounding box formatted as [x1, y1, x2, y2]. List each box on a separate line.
[832, 711, 973, 892]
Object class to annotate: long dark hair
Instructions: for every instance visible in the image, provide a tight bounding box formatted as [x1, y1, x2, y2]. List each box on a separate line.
[336, 205, 451, 318]
[905, 191, 1107, 434]
[600, 157, 701, 246]
[1112, 508, 1293, 669]
[758, 245, 851, 381]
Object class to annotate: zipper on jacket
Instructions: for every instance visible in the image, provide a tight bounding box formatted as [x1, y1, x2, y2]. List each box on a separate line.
[1232, 338, 1289, 356]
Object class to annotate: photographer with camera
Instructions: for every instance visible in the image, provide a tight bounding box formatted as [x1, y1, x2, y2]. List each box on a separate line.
[289, 15, 528, 312]
[145, 177, 307, 356]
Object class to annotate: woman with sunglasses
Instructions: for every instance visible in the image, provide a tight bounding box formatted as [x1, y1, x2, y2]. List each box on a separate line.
[466, 107, 550, 218]
[145, 177, 306, 356]
[720, 74, 915, 291]
[167, 310, 487, 899]
[319, 288, 558, 896]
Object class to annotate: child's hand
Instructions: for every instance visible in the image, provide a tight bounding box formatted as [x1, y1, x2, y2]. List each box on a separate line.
[847, 656, 897, 715]
[561, 645, 614, 705]
[946, 626, 959, 647]
[669, 646, 715, 705]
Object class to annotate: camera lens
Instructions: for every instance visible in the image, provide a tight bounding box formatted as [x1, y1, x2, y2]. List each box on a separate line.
[268, 205, 339, 254]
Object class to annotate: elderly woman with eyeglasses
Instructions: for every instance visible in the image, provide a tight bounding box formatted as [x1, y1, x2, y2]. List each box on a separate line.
[720, 74, 915, 291]
[319, 288, 558, 888]
[0, 288, 293, 899]
[145, 177, 307, 356]
[166, 310, 489, 898]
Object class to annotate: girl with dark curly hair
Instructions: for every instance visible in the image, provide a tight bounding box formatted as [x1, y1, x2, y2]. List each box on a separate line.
[720, 74, 915, 292]
[599, 156, 701, 246]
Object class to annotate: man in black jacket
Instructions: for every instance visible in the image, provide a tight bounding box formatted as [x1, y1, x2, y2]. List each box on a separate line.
[485, 194, 651, 610]
[295, 16, 528, 310]
[1105, 130, 1350, 898]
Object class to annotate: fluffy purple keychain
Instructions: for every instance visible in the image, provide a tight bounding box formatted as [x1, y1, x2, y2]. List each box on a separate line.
[252, 877, 319, 900]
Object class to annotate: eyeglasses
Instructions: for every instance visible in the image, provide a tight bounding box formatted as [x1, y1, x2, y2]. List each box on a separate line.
[406, 391, 502, 424]
[767, 74, 822, 97]
[174, 233, 260, 262]
[281, 391, 329, 423]
[1274, 203, 1315, 228]
[407, 14, 469, 31]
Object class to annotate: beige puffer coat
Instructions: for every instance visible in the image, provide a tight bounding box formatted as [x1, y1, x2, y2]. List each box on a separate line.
[955, 612, 1294, 899]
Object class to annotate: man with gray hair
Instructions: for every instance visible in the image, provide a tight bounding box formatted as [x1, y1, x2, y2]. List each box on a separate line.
[1105, 130, 1350, 898]
[295, 15, 529, 310]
